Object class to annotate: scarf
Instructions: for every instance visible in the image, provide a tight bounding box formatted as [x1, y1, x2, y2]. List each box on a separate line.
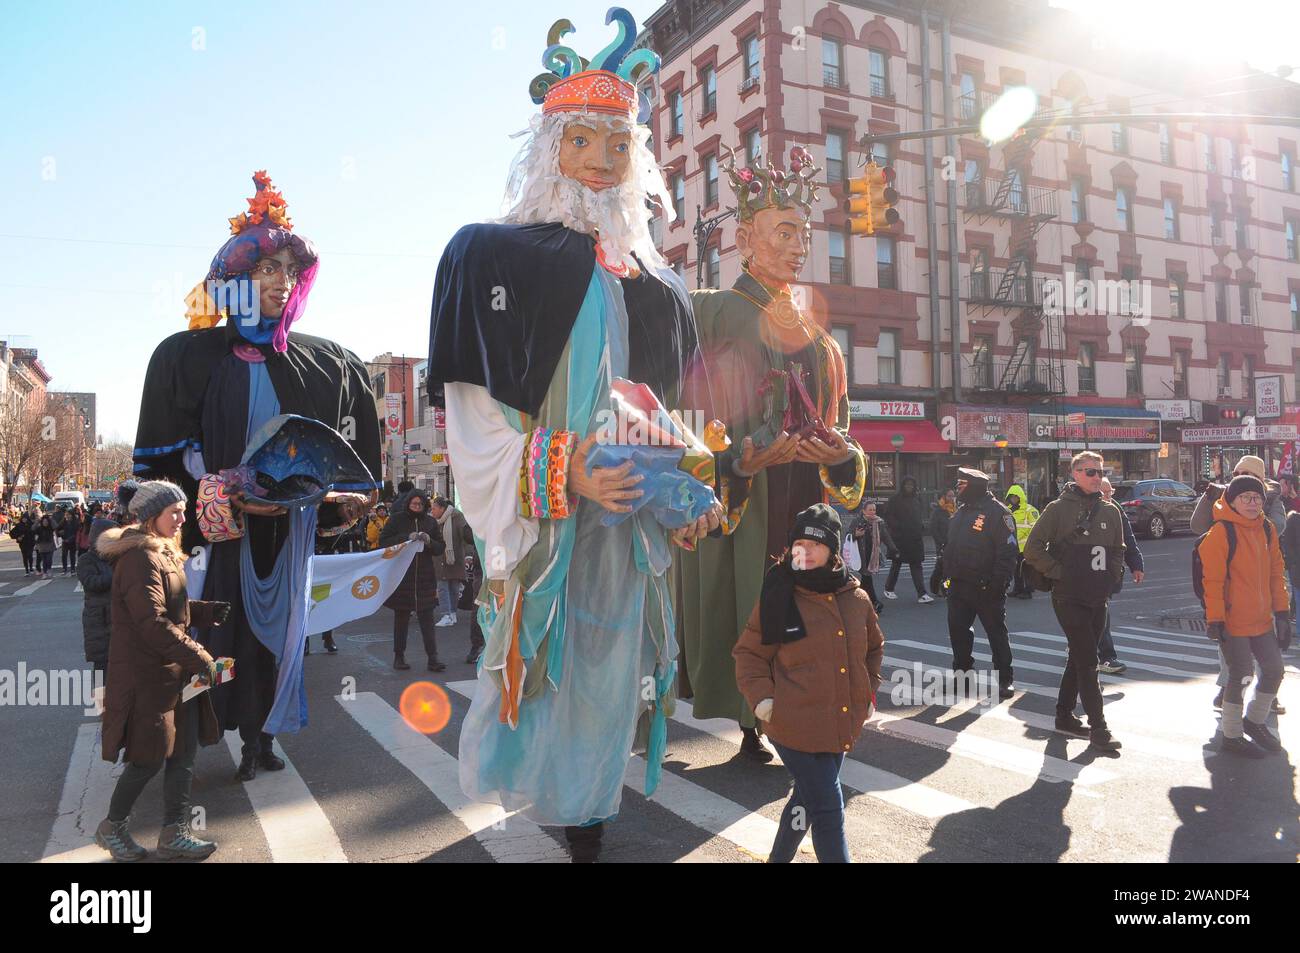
[866, 518, 883, 573]
[759, 551, 850, 645]
[435, 507, 457, 565]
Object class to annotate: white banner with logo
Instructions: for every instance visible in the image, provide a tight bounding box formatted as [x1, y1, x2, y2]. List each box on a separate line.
[1255, 375, 1282, 420]
[306, 541, 421, 635]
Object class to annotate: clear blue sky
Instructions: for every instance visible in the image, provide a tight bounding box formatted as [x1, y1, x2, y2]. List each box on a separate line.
[0, 0, 660, 442]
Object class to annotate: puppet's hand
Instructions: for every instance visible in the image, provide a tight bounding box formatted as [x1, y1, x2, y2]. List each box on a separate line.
[734, 433, 799, 478]
[794, 429, 854, 465]
[230, 491, 287, 518]
[570, 433, 644, 514]
[322, 491, 372, 525]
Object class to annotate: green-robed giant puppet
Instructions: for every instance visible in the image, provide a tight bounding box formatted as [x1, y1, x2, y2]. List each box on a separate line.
[677, 147, 866, 759]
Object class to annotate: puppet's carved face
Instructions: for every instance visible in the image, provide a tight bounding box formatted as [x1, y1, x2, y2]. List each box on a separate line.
[736, 205, 811, 286]
[558, 121, 632, 192]
[252, 247, 302, 320]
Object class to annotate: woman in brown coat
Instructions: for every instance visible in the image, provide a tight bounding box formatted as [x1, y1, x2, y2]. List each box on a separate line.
[94, 481, 230, 862]
[733, 504, 884, 863]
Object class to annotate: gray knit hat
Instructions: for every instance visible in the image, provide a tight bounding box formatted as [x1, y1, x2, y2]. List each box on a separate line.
[128, 480, 187, 523]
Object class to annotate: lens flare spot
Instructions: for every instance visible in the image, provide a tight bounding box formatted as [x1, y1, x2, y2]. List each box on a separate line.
[399, 681, 452, 734]
[979, 86, 1038, 143]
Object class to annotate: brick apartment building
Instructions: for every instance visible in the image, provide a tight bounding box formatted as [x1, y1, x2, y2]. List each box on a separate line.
[644, 0, 1300, 506]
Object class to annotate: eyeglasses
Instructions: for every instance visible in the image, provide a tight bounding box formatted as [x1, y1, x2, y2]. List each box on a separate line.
[1233, 493, 1264, 505]
[1074, 468, 1103, 478]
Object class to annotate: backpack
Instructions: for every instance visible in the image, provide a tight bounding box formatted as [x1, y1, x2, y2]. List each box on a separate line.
[1192, 519, 1272, 612]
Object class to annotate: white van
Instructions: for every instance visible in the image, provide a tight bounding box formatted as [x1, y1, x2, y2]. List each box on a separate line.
[53, 491, 86, 510]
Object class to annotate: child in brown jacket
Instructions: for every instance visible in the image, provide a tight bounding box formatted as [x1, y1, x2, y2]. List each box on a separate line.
[733, 503, 884, 863]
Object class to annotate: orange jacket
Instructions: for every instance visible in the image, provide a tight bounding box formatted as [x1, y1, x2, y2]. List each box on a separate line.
[1197, 499, 1289, 637]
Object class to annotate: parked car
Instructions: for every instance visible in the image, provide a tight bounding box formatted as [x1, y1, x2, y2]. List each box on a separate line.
[1110, 479, 1197, 539]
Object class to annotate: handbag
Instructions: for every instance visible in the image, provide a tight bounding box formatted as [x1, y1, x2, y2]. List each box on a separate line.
[195, 473, 245, 543]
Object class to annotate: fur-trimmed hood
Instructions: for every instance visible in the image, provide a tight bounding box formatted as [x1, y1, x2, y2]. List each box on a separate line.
[95, 526, 183, 563]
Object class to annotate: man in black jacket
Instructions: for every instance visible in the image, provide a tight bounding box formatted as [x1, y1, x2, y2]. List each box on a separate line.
[941, 468, 1019, 700]
[1024, 451, 1126, 752]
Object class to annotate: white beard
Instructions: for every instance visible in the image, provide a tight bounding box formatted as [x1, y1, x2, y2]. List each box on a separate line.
[550, 177, 649, 274]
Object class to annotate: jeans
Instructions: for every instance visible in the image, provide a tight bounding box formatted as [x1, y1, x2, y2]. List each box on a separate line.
[62, 544, 77, 572]
[1053, 598, 1109, 731]
[1096, 608, 1117, 663]
[768, 742, 850, 863]
[394, 607, 438, 660]
[885, 557, 927, 597]
[437, 579, 462, 617]
[1221, 633, 1283, 705]
[946, 580, 1014, 682]
[36, 549, 53, 574]
[18, 543, 34, 572]
[108, 699, 200, 826]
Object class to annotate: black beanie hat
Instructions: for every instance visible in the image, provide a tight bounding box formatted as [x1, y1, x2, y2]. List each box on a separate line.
[116, 479, 140, 511]
[1223, 474, 1266, 504]
[789, 502, 842, 556]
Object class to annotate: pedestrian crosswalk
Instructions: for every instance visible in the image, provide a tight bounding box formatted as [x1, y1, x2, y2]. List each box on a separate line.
[30, 622, 1297, 863]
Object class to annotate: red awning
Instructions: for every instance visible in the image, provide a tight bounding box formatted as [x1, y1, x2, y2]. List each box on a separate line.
[849, 420, 951, 454]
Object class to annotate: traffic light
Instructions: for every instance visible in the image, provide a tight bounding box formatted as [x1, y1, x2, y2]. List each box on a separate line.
[844, 162, 900, 235]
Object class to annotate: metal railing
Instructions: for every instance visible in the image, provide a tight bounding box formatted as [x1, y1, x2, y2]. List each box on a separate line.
[823, 66, 844, 88]
[964, 359, 1065, 394]
[963, 171, 1058, 218]
[967, 271, 1048, 307]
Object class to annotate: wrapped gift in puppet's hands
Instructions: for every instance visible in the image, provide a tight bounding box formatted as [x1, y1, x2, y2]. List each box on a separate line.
[583, 379, 724, 530]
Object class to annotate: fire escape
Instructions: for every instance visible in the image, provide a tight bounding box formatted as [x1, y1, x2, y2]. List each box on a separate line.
[962, 124, 1066, 398]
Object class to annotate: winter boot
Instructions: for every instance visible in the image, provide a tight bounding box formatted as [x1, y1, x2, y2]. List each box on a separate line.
[739, 725, 775, 763]
[156, 823, 217, 860]
[564, 822, 604, 863]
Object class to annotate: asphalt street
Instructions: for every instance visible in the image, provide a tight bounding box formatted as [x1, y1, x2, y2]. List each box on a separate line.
[2, 532, 1297, 863]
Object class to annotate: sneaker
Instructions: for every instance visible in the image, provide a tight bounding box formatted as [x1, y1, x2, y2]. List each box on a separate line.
[1220, 735, 1268, 758]
[1054, 713, 1090, 738]
[998, 682, 1015, 700]
[883, 590, 898, 600]
[918, 594, 935, 604]
[435, 613, 456, 627]
[1088, 728, 1122, 752]
[428, 659, 447, 672]
[156, 823, 217, 861]
[1212, 689, 1224, 710]
[1097, 659, 1127, 675]
[94, 817, 148, 862]
[1273, 698, 1287, 716]
[1243, 719, 1283, 753]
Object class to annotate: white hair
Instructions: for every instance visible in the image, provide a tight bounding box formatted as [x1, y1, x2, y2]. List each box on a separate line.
[498, 111, 671, 274]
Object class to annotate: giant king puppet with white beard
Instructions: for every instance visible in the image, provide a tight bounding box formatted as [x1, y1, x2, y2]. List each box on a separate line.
[426, 9, 727, 861]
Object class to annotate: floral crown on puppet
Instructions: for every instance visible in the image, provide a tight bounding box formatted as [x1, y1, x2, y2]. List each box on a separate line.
[725, 146, 822, 222]
[184, 170, 319, 352]
[528, 8, 660, 123]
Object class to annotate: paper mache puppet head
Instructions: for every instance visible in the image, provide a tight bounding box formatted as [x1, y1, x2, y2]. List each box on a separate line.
[727, 147, 822, 287]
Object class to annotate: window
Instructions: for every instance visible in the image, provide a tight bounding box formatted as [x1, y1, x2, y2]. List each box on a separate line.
[876, 236, 896, 290]
[1170, 274, 1186, 319]
[1284, 150, 1294, 192]
[706, 245, 721, 289]
[1210, 205, 1224, 244]
[831, 326, 853, 382]
[1074, 258, 1093, 310]
[959, 73, 977, 120]
[1160, 123, 1173, 164]
[704, 153, 718, 206]
[1125, 345, 1143, 396]
[743, 33, 760, 83]
[745, 127, 762, 166]
[1215, 280, 1229, 322]
[972, 335, 994, 389]
[701, 66, 716, 115]
[672, 258, 685, 278]
[869, 140, 891, 169]
[1007, 168, 1025, 213]
[1292, 290, 1299, 330]
[1226, 139, 1238, 178]
[964, 158, 983, 206]
[1112, 123, 1128, 153]
[669, 91, 683, 137]
[1243, 355, 1255, 396]
[970, 247, 989, 298]
[1239, 283, 1253, 324]
[1163, 198, 1179, 240]
[1235, 207, 1249, 251]
[877, 330, 898, 384]
[822, 37, 843, 88]
[1173, 350, 1189, 397]
[1116, 187, 1133, 233]
[1204, 134, 1216, 172]
[826, 129, 846, 185]
[829, 228, 849, 284]
[1070, 177, 1087, 223]
[1287, 220, 1297, 261]
[1217, 354, 1230, 395]
[869, 49, 889, 97]
[671, 172, 685, 222]
[1078, 343, 1097, 393]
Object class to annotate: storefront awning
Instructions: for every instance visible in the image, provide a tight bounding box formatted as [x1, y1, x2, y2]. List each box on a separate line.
[849, 420, 951, 454]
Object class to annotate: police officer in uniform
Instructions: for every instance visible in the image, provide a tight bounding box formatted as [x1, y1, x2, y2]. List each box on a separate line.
[939, 468, 1019, 700]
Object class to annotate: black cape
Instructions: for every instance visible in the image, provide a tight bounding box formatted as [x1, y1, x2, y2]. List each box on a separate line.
[426, 221, 697, 416]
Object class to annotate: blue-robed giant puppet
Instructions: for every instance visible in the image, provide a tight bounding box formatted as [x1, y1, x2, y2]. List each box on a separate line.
[426, 9, 738, 859]
[132, 173, 381, 779]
